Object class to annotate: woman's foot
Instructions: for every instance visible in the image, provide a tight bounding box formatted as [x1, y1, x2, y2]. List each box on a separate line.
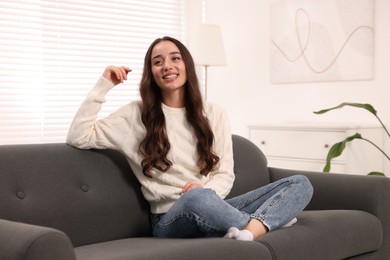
[224, 227, 254, 241]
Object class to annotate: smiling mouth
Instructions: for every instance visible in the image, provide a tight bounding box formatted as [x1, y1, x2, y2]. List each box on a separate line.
[163, 74, 178, 79]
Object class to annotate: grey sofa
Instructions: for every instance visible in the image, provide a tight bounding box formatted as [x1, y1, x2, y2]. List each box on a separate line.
[0, 135, 389, 260]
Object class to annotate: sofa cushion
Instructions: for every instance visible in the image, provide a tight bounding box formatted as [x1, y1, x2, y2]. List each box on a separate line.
[0, 144, 151, 247]
[228, 135, 270, 199]
[75, 237, 272, 260]
[258, 210, 382, 259]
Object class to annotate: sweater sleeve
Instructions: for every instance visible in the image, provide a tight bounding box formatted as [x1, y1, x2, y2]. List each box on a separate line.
[66, 77, 134, 150]
[203, 104, 235, 199]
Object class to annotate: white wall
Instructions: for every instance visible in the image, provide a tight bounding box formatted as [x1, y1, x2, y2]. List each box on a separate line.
[186, 0, 390, 173]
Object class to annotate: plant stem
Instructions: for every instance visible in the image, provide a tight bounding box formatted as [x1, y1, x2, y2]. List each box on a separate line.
[362, 137, 390, 162]
[374, 114, 390, 139]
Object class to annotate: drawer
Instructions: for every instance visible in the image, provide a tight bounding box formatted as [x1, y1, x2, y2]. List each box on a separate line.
[249, 128, 347, 161]
[267, 157, 346, 173]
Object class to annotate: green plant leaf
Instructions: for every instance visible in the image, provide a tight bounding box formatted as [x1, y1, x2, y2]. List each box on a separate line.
[367, 171, 385, 176]
[313, 102, 377, 116]
[314, 102, 390, 175]
[323, 133, 363, 172]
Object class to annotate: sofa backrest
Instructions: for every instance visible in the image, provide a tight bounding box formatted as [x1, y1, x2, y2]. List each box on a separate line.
[0, 135, 270, 246]
[0, 143, 151, 247]
[228, 135, 270, 198]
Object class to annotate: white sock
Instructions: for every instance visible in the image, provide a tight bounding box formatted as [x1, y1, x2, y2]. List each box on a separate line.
[237, 229, 254, 241]
[224, 227, 254, 241]
[224, 227, 240, 239]
[282, 217, 297, 228]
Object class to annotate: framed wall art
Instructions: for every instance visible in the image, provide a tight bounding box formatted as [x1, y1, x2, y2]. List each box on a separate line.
[270, 0, 375, 83]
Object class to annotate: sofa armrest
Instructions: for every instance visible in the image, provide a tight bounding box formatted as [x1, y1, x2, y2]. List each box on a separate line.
[0, 219, 76, 260]
[269, 167, 390, 213]
[269, 167, 390, 256]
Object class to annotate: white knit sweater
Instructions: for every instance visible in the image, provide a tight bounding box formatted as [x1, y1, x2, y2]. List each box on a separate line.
[67, 77, 235, 213]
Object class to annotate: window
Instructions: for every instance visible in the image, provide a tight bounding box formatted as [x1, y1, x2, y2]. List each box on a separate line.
[0, 0, 184, 144]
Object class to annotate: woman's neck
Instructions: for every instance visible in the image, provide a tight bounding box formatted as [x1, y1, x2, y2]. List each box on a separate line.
[161, 89, 185, 108]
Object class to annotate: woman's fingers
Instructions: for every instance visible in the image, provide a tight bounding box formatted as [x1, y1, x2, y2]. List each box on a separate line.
[120, 66, 132, 81]
[182, 182, 203, 194]
[103, 66, 132, 85]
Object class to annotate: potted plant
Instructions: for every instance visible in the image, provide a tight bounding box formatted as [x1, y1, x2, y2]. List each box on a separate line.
[314, 102, 389, 176]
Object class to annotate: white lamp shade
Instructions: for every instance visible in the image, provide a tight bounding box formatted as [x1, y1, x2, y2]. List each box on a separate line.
[189, 24, 227, 66]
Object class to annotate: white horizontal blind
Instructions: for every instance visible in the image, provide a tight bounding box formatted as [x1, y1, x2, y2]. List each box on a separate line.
[0, 0, 184, 144]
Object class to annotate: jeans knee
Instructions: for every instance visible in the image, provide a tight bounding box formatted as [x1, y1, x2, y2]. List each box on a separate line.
[183, 187, 215, 198]
[180, 188, 217, 212]
[294, 175, 314, 202]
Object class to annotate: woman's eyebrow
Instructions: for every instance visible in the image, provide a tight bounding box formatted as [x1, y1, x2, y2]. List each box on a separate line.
[152, 54, 163, 60]
[152, 51, 181, 60]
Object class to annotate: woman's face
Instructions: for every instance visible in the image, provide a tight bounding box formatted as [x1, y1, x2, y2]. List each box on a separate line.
[151, 40, 187, 94]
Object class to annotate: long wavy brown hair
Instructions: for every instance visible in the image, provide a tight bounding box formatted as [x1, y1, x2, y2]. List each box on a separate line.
[138, 36, 219, 178]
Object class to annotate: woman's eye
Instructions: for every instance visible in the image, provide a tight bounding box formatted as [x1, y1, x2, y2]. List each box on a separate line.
[172, 56, 181, 61]
[154, 60, 163, 65]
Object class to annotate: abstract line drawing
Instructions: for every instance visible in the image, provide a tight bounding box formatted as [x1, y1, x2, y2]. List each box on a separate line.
[270, 0, 375, 83]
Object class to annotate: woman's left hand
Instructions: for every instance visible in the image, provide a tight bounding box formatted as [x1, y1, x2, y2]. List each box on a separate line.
[182, 182, 203, 194]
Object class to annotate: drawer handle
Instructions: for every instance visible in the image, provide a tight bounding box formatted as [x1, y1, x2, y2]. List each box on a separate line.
[261, 141, 266, 145]
[324, 144, 329, 148]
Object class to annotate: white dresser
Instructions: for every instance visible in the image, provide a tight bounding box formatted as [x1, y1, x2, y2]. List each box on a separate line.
[248, 124, 385, 175]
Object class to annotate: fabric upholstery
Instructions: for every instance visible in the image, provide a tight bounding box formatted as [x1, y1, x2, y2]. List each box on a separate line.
[227, 134, 270, 198]
[0, 135, 388, 259]
[258, 210, 382, 259]
[0, 219, 76, 260]
[75, 237, 272, 260]
[0, 144, 151, 247]
[270, 167, 390, 259]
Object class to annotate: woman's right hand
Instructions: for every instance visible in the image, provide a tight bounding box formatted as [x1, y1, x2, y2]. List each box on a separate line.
[102, 66, 132, 85]
[182, 182, 203, 194]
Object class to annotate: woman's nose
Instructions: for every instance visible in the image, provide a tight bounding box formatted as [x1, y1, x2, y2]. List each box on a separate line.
[163, 60, 173, 70]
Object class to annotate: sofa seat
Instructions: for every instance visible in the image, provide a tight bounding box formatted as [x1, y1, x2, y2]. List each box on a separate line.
[73, 210, 382, 260]
[75, 237, 273, 260]
[259, 210, 382, 259]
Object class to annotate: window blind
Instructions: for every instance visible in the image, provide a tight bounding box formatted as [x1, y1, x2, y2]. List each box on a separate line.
[0, 0, 184, 144]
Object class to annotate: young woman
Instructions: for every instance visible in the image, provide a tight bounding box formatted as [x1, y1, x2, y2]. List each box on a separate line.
[67, 36, 313, 241]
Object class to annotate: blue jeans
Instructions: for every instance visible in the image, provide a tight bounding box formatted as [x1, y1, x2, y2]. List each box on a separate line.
[151, 175, 313, 238]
